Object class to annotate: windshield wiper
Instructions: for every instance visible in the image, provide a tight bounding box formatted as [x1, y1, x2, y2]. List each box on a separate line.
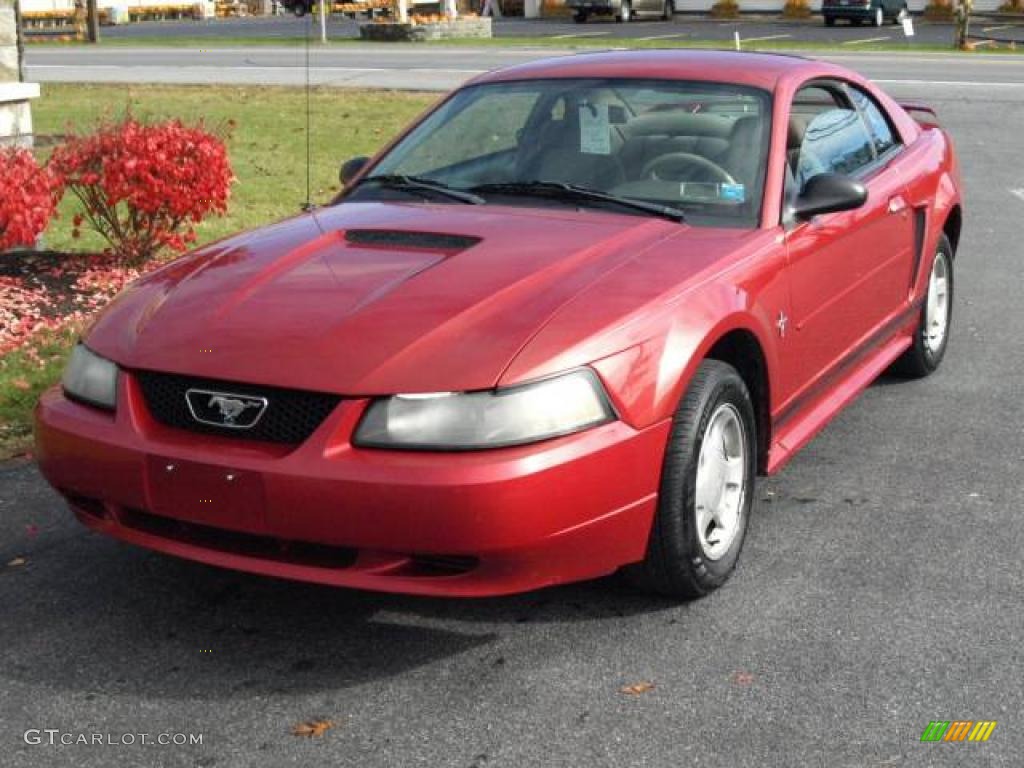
[469, 181, 686, 223]
[354, 174, 484, 205]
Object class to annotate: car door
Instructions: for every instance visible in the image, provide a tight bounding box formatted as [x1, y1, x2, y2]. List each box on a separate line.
[781, 80, 915, 400]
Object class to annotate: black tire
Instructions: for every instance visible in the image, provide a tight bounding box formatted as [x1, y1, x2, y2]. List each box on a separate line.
[662, 0, 672, 20]
[824, 14, 835, 25]
[892, 234, 954, 378]
[293, 3, 306, 16]
[573, 10, 588, 21]
[616, 1, 630, 22]
[627, 360, 757, 599]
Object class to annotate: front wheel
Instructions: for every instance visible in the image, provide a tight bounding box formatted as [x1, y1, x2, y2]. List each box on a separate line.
[293, 2, 307, 16]
[662, 0, 672, 19]
[627, 360, 757, 599]
[824, 14, 835, 25]
[873, 6, 884, 25]
[892, 235, 954, 378]
[616, 1, 631, 21]
[573, 10, 588, 21]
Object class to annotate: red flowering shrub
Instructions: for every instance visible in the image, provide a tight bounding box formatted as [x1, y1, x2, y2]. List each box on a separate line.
[51, 119, 233, 266]
[0, 148, 62, 253]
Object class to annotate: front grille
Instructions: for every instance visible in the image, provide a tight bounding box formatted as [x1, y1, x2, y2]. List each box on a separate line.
[135, 370, 341, 445]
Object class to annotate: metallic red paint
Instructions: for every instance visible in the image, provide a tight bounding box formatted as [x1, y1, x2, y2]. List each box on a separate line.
[35, 51, 962, 596]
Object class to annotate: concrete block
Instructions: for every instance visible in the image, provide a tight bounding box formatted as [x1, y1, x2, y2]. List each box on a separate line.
[0, 47, 18, 83]
[0, 6, 16, 50]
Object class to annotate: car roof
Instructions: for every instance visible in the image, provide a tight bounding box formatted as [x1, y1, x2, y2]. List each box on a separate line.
[471, 49, 834, 92]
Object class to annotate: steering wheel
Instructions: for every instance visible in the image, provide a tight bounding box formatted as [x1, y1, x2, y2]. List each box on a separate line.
[643, 153, 736, 185]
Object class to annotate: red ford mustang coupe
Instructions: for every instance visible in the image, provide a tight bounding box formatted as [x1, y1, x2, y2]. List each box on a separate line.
[36, 51, 962, 598]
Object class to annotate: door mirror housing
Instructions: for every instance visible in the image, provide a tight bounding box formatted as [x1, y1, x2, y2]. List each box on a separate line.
[791, 173, 868, 220]
[340, 156, 370, 186]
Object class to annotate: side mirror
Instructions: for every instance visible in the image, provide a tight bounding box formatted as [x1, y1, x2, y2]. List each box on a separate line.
[791, 173, 868, 220]
[340, 156, 370, 186]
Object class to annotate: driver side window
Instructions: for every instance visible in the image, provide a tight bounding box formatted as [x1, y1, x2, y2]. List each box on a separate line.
[789, 83, 875, 190]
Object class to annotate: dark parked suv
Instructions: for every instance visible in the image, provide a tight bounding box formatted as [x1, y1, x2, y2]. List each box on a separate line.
[822, 0, 908, 26]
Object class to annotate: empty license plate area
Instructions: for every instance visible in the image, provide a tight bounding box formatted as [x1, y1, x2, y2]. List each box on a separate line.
[145, 455, 266, 532]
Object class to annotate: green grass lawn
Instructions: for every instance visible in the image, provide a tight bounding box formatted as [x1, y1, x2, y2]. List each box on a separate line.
[1, 84, 435, 458]
[36, 83, 437, 252]
[0, 331, 78, 456]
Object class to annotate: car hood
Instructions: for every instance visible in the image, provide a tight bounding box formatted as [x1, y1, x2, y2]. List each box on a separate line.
[86, 201, 693, 394]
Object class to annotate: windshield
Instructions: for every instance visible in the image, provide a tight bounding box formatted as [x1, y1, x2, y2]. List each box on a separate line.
[347, 78, 772, 228]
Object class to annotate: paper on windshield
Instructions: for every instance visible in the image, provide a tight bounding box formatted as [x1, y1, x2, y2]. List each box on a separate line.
[579, 104, 611, 156]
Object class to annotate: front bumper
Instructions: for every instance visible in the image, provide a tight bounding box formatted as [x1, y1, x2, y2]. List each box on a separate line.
[566, 1, 614, 10]
[35, 372, 668, 597]
[823, 4, 875, 16]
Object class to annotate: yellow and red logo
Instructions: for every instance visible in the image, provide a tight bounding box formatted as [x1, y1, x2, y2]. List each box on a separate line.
[921, 721, 997, 742]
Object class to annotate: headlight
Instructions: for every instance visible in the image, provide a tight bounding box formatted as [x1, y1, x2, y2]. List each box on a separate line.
[62, 344, 118, 411]
[354, 369, 615, 450]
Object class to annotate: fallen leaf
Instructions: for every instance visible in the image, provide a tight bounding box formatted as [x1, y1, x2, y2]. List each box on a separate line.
[291, 719, 334, 738]
[730, 670, 755, 686]
[620, 681, 655, 695]
[7, 557, 27, 567]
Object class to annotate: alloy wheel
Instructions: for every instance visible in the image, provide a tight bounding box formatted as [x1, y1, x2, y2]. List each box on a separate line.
[695, 402, 748, 561]
[924, 250, 950, 355]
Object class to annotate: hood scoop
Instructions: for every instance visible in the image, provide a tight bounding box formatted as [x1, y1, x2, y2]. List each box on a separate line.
[344, 229, 481, 253]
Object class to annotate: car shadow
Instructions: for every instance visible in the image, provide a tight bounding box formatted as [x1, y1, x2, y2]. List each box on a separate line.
[0, 465, 679, 702]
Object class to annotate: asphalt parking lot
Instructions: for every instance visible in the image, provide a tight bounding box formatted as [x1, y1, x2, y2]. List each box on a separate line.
[3, 58, 1024, 768]
[93, 12, 1024, 48]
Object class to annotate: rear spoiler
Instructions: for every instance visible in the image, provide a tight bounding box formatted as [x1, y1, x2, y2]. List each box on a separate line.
[899, 102, 940, 129]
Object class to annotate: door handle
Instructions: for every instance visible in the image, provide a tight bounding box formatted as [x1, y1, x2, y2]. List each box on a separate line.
[888, 195, 908, 215]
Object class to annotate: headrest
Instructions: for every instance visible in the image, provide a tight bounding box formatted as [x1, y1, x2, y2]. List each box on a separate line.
[625, 112, 733, 139]
[787, 115, 807, 151]
[730, 114, 760, 143]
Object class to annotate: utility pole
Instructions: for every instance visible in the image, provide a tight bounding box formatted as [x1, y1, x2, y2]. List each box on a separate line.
[13, 0, 25, 81]
[86, 0, 100, 42]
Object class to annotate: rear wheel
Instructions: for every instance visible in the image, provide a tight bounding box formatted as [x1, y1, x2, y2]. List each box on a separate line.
[662, 0, 672, 19]
[892, 234, 954, 378]
[616, 1, 631, 21]
[293, 2, 306, 15]
[627, 360, 757, 599]
[824, 14, 835, 25]
[573, 10, 588, 21]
